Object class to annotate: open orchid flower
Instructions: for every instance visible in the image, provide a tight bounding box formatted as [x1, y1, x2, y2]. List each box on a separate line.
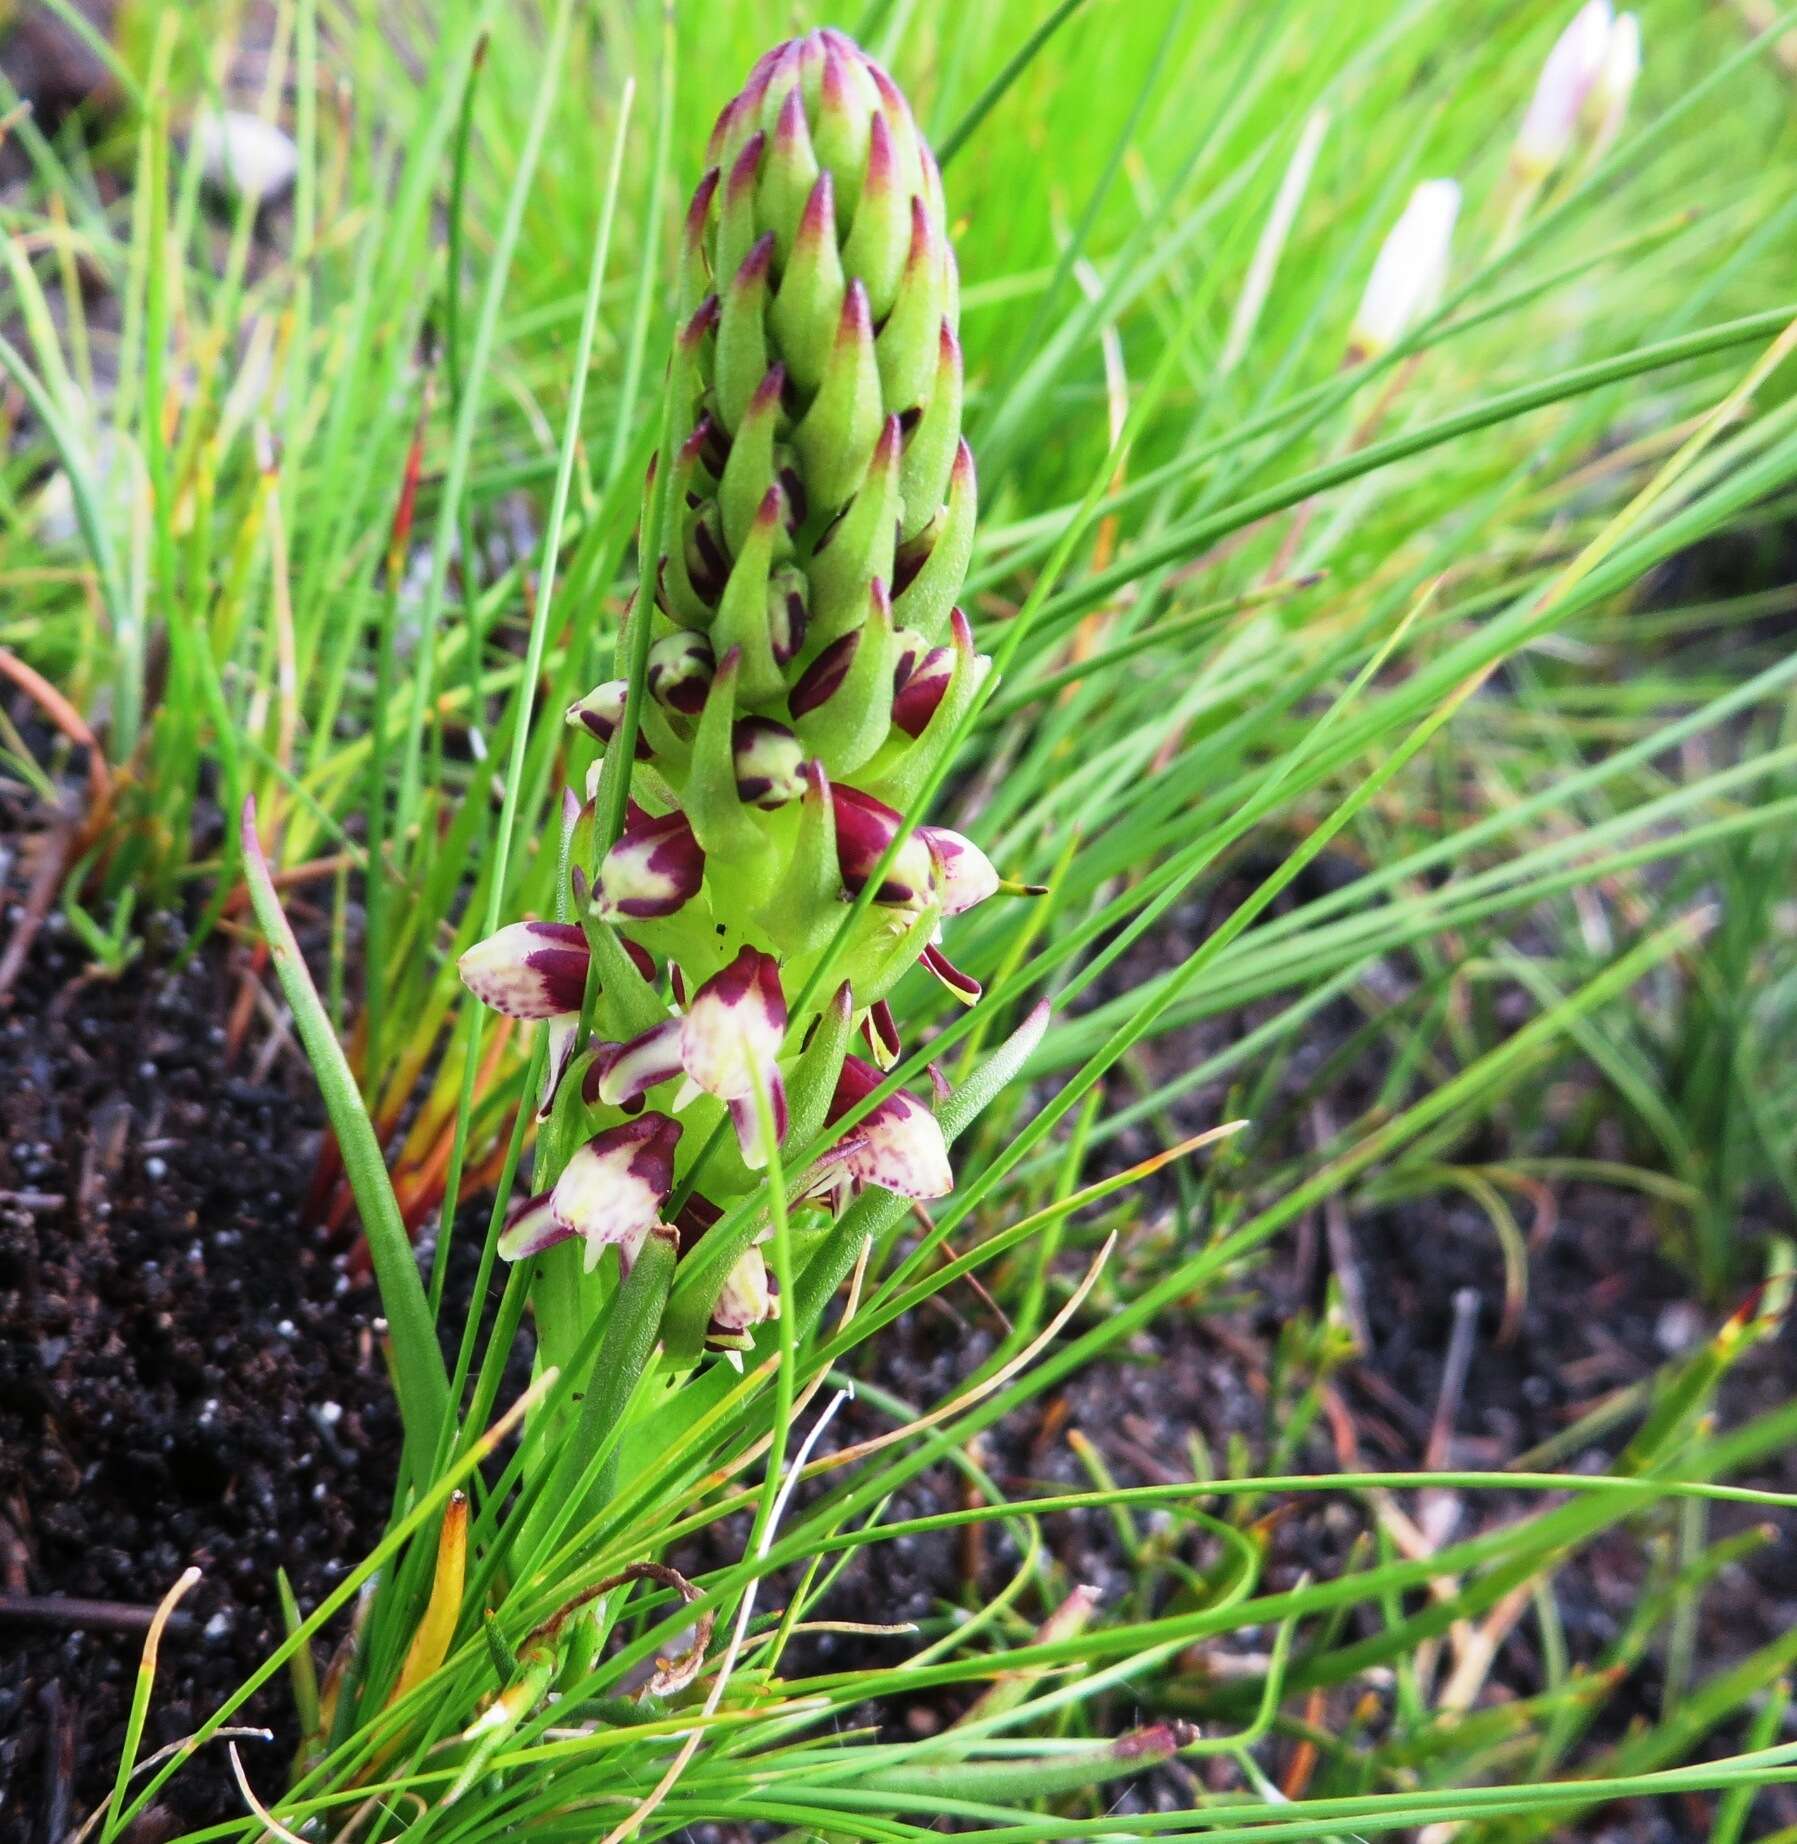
[544, 1115, 682, 1273]
[816, 1054, 952, 1202]
[592, 947, 789, 1167]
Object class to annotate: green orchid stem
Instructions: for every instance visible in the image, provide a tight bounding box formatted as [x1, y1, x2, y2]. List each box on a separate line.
[566, 1230, 677, 1527]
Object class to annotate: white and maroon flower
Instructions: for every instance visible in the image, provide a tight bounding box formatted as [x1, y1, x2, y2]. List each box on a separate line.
[588, 948, 790, 1168]
[593, 806, 705, 920]
[647, 631, 715, 714]
[458, 921, 590, 1020]
[566, 680, 650, 756]
[832, 785, 936, 909]
[921, 826, 998, 916]
[1515, 0, 1612, 178]
[548, 1114, 682, 1272]
[681, 947, 789, 1165]
[496, 1189, 572, 1261]
[819, 1054, 952, 1201]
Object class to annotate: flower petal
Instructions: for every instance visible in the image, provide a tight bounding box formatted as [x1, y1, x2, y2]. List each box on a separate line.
[921, 827, 998, 916]
[593, 808, 706, 920]
[458, 920, 588, 1019]
[681, 947, 788, 1102]
[827, 1055, 952, 1199]
[497, 1190, 578, 1261]
[832, 784, 935, 908]
[587, 1016, 685, 1110]
[550, 1115, 681, 1267]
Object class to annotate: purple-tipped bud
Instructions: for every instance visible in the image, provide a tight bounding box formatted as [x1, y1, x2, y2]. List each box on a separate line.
[769, 567, 809, 665]
[567, 680, 651, 757]
[647, 631, 716, 715]
[549, 1115, 682, 1272]
[823, 1055, 952, 1199]
[1515, 0, 1613, 177]
[458, 921, 588, 1020]
[732, 717, 807, 808]
[831, 784, 936, 908]
[593, 808, 706, 920]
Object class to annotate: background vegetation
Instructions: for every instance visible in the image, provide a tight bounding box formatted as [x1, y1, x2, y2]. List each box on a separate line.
[6, 0, 1797, 1837]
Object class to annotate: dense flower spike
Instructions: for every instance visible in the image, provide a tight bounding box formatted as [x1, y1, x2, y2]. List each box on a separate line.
[466, 34, 1031, 1337]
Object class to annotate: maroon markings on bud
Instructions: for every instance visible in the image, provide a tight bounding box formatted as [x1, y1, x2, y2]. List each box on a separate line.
[777, 462, 808, 533]
[868, 997, 902, 1065]
[567, 680, 650, 756]
[837, 275, 873, 351]
[751, 361, 787, 419]
[892, 523, 930, 598]
[688, 505, 731, 603]
[736, 229, 776, 293]
[863, 105, 895, 199]
[622, 936, 657, 983]
[459, 921, 588, 1020]
[676, 420, 712, 471]
[831, 783, 935, 907]
[732, 716, 807, 808]
[922, 825, 999, 915]
[647, 631, 716, 715]
[594, 809, 705, 921]
[798, 167, 835, 248]
[892, 641, 953, 736]
[697, 410, 732, 478]
[774, 82, 807, 154]
[670, 962, 688, 1007]
[674, 1189, 722, 1254]
[789, 630, 857, 719]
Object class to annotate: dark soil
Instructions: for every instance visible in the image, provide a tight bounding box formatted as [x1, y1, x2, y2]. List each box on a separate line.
[0, 918, 408, 1842]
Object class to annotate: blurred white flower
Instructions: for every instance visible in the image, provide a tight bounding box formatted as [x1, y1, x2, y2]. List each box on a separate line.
[1514, 0, 1613, 179]
[1351, 179, 1460, 359]
[192, 109, 298, 204]
[1583, 11, 1641, 162]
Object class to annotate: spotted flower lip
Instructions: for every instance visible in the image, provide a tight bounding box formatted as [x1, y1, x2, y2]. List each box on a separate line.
[821, 1054, 953, 1199]
[831, 784, 936, 908]
[548, 1115, 682, 1272]
[593, 808, 706, 921]
[458, 921, 591, 1020]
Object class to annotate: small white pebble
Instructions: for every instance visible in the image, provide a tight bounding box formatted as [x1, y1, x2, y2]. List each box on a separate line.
[144, 1155, 168, 1180]
[203, 1610, 234, 1641]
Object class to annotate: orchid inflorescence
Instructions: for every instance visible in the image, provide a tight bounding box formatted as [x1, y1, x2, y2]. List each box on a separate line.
[459, 29, 1007, 1345]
